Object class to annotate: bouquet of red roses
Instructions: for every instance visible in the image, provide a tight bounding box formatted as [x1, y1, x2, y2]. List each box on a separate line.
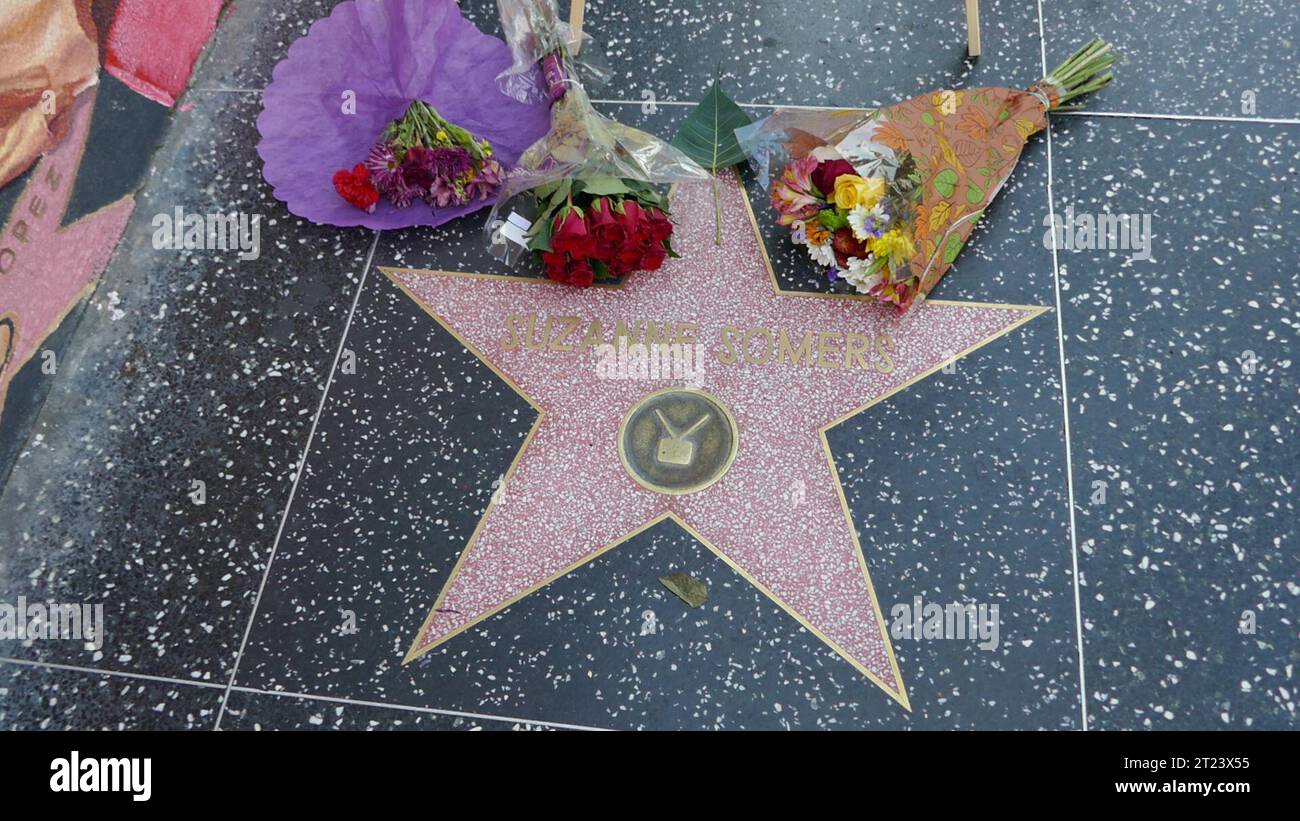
[485, 0, 708, 286]
[738, 39, 1117, 313]
[535, 181, 677, 286]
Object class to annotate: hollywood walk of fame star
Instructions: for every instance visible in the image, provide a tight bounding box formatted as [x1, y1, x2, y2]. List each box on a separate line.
[385, 171, 1046, 709]
[0, 86, 135, 412]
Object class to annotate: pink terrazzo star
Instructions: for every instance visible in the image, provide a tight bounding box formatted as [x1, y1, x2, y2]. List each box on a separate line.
[0, 86, 135, 413]
[387, 171, 1045, 709]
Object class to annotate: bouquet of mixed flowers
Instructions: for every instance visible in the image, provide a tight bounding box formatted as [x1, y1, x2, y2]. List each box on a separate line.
[739, 39, 1117, 314]
[485, 0, 709, 287]
[258, 0, 549, 229]
[332, 100, 507, 214]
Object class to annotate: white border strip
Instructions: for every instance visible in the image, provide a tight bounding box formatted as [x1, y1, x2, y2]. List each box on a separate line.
[1038, 0, 1089, 732]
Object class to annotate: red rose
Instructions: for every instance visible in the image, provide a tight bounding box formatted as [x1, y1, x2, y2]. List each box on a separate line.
[607, 255, 631, 277]
[639, 245, 667, 271]
[551, 209, 595, 258]
[616, 199, 646, 239]
[332, 164, 380, 213]
[811, 159, 856, 198]
[586, 198, 625, 248]
[643, 207, 673, 243]
[541, 250, 569, 282]
[614, 242, 643, 272]
[565, 257, 594, 288]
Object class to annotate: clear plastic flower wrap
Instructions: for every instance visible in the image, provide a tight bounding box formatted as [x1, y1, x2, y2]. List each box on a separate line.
[485, 0, 709, 286]
[736, 40, 1117, 314]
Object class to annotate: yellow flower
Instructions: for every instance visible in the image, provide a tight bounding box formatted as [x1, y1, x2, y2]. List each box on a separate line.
[832, 174, 885, 211]
[868, 229, 916, 268]
[435, 129, 449, 141]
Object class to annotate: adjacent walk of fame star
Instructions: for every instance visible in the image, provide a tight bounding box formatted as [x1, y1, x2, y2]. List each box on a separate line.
[385, 170, 1046, 709]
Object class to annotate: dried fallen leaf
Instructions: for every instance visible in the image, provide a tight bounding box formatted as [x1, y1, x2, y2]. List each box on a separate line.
[659, 572, 708, 608]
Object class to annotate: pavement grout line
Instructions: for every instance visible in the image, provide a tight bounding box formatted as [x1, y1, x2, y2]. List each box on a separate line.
[223, 685, 613, 731]
[187, 87, 1300, 126]
[212, 228, 382, 731]
[0, 655, 611, 731]
[588, 98, 1300, 126]
[1038, 0, 1089, 732]
[1053, 110, 1300, 126]
[0, 655, 228, 690]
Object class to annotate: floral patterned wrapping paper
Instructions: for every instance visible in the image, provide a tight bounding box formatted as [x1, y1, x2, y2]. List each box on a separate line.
[879, 84, 1052, 297]
[739, 81, 1062, 313]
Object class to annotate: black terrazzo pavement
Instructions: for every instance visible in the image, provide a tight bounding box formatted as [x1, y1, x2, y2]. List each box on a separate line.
[1050, 115, 1298, 729]
[0, 0, 1295, 730]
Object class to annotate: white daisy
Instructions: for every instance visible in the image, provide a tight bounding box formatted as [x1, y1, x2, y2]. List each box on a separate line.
[806, 239, 836, 268]
[847, 203, 890, 242]
[839, 255, 881, 295]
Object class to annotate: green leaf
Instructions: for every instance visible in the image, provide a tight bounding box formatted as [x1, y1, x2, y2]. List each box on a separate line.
[633, 188, 668, 210]
[533, 180, 562, 201]
[817, 208, 848, 231]
[547, 179, 573, 208]
[578, 177, 632, 197]
[659, 573, 708, 608]
[670, 78, 754, 171]
[528, 210, 555, 253]
[965, 180, 986, 205]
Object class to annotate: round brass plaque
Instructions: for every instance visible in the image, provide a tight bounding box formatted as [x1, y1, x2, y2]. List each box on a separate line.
[618, 388, 738, 495]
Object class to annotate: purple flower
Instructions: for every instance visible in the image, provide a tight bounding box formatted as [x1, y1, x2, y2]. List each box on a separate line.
[365, 141, 404, 193]
[466, 158, 504, 201]
[400, 146, 438, 193]
[428, 176, 468, 208]
[427, 146, 472, 179]
[386, 179, 419, 209]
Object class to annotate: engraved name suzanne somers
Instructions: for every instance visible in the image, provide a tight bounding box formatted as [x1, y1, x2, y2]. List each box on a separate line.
[497, 312, 898, 373]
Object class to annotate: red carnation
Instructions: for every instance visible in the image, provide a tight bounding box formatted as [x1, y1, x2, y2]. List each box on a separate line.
[332, 164, 380, 213]
[551, 209, 595, 258]
[831, 226, 867, 261]
[811, 159, 856, 198]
